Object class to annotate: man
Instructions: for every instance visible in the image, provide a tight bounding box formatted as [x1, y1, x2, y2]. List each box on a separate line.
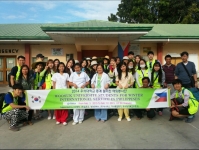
[162, 55, 176, 94]
[10, 55, 25, 87]
[170, 79, 197, 123]
[146, 51, 159, 72]
[175, 51, 198, 88]
[103, 55, 110, 74]
[2, 84, 30, 131]
[128, 51, 134, 62]
[36, 53, 44, 62]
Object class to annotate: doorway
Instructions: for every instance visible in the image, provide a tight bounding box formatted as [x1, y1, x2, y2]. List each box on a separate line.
[0, 56, 16, 84]
[82, 50, 108, 59]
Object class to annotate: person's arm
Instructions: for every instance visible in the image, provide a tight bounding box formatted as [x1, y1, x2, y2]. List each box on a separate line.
[10, 66, 17, 87]
[174, 64, 179, 79]
[177, 90, 190, 107]
[39, 67, 47, 77]
[53, 81, 56, 89]
[66, 81, 69, 88]
[191, 63, 198, 87]
[129, 74, 135, 87]
[162, 70, 166, 87]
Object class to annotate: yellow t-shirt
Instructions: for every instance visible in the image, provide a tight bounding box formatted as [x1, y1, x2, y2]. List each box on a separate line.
[116, 72, 134, 88]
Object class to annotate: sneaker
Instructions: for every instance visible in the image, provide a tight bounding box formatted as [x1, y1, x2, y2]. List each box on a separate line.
[72, 122, 78, 125]
[9, 126, 20, 132]
[63, 122, 67, 126]
[185, 115, 195, 123]
[47, 116, 51, 120]
[118, 118, 122, 121]
[127, 118, 131, 121]
[52, 115, 56, 120]
[79, 121, 83, 124]
[158, 111, 163, 116]
[56, 121, 60, 125]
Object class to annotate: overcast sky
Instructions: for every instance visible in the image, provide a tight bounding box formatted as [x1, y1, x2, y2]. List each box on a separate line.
[0, 0, 121, 23]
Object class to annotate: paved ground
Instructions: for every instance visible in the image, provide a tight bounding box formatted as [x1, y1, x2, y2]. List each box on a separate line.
[0, 85, 199, 149]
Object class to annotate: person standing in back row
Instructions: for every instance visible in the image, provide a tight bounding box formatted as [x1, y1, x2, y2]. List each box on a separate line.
[175, 51, 198, 88]
[146, 51, 160, 72]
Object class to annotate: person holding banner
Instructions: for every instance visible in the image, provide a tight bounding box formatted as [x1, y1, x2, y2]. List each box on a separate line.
[135, 59, 151, 88]
[91, 64, 111, 122]
[51, 62, 70, 126]
[134, 77, 156, 120]
[40, 59, 56, 120]
[150, 62, 165, 116]
[116, 62, 134, 122]
[69, 63, 90, 125]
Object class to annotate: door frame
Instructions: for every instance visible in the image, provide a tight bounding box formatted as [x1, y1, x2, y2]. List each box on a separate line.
[0, 55, 17, 84]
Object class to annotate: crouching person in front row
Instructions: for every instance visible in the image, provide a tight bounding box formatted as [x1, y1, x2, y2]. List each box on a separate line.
[2, 84, 30, 131]
[170, 79, 198, 123]
[134, 77, 156, 120]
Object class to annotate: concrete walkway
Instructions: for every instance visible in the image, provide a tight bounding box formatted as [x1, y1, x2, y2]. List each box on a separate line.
[0, 85, 199, 149]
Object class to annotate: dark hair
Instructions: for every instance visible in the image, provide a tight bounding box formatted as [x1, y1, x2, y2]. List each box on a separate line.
[180, 51, 189, 57]
[118, 62, 128, 80]
[142, 77, 150, 83]
[110, 57, 116, 62]
[74, 63, 81, 68]
[96, 64, 104, 71]
[17, 55, 25, 60]
[65, 58, 75, 75]
[147, 51, 154, 56]
[18, 65, 30, 83]
[46, 59, 56, 74]
[13, 83, 23, 90]
[127, 60, 136, 75]
[80, 59, 88, 68]
[138, 59, 148, 70]
[128, 51, 134, 55]
[165, 55, 172, 60]
[53, 59, 60, 64]
[172, 79, 182, 86]
[57, 62, 66, 73]
[151, 62, 162, 84]
[103, 58, 110, 65]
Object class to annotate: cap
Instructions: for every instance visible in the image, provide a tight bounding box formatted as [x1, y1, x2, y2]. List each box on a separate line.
[92, 56, 97, 60]
[36, 53, 44, 58]
[123, 56, 129, 60]
[104, 55, 110, 60]
[75, 60, 79, 64]
[91, 61, 98, 66]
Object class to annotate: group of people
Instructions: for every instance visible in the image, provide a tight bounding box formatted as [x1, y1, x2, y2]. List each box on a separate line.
[1, 50, 198, 132]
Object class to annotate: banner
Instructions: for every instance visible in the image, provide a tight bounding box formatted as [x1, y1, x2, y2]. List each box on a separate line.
[26, 88, 170, 109]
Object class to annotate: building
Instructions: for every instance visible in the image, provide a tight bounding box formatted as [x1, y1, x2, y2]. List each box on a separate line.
[0, 20, 199, 84]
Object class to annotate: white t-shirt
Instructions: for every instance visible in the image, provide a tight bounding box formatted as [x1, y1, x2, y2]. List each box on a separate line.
[51, 73, 69, 89]
[69, 72, 90, 88]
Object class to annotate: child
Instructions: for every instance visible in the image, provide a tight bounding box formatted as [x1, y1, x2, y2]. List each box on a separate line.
[51, 62, 69, 126]
[40, 59, 56, 120]
[69, 63, 90, 125]
[116, 62, 134, 121]
[150, 62, 165, 116]
[134, 77, 156, 120]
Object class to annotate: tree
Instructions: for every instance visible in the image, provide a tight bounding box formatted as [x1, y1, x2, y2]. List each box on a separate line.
[108, 0, 199, 24]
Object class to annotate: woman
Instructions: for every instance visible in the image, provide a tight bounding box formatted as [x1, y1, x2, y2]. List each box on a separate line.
[127, 60, 136, 78]
[40, 59, 56, 120]
[116, 57, 121, 66]
[116, 62, 134, 121]
[80, 59, 90, 77]
[90, 61, 98, 80]
[150, 62, 165, 116]
[69, 63, 90, 125]
[135, 55, 142, 71]
[65, 58, 75, 76]
[91, 64, 110, 122]
[53, 59, 60, 70]
[17, 65, 34, 125]
[134, 59, 151, 88]
[51, 62, 70, 126]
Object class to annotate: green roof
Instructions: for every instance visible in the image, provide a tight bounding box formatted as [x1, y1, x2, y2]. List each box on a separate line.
[0, 20, 199, 40]
[41, 20, 153, 32]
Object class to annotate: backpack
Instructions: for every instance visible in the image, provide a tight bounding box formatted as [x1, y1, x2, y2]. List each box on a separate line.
[0, 92, 13, 119]
[187, 88, 199, 101]
[8, 66, 20, 87]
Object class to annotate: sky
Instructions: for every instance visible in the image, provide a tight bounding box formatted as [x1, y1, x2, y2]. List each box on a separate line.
[0, 0, 121, 24]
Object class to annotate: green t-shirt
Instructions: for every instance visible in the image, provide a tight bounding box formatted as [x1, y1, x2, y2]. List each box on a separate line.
[97, 76, 102, 88]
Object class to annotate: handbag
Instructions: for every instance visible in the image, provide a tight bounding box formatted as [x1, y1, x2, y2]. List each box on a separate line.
[181, 63, 195, 87]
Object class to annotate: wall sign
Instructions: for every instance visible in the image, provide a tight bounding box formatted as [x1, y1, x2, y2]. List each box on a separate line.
[0, 49, 18, 53]
[52, 48, 63, 56]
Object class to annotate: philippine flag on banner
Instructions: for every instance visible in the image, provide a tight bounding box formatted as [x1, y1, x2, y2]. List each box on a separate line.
[147, 89, 169, 108]
[118, 41, 130, 59]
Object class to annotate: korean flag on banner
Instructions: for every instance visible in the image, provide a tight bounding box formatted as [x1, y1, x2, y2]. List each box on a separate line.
[147, 89, 169, 108]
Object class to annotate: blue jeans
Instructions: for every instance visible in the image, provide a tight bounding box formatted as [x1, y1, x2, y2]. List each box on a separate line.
[94, 109, 107, 121]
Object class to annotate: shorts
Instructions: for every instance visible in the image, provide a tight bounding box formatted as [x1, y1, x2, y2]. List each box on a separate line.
[179, 107, 190, 115]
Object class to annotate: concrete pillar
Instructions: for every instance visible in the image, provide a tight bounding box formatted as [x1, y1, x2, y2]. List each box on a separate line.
[25, 44, 31, 67]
